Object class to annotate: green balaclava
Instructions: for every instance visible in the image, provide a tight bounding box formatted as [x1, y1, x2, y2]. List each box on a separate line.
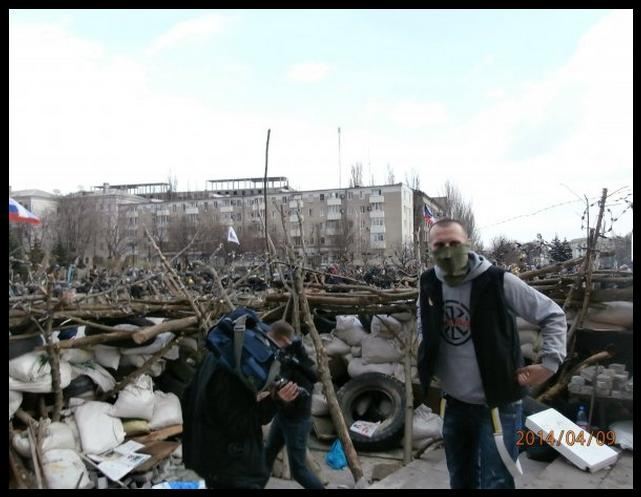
[432, 243, 471, 286]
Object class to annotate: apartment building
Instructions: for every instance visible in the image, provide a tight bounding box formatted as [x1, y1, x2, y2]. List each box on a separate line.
[119, 178, 442, 266]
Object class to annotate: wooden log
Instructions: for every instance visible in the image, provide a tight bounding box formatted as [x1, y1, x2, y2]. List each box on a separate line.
[132, 316, 198, 344]
[518, 256, 585, 280]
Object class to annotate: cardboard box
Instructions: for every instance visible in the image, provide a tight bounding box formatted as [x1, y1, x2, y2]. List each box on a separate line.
[525, 408, 618, 473]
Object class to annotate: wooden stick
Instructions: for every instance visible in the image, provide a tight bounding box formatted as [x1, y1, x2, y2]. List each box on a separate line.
[27, 423, 44, 489]
[536, 350, 613, 404]
[98, 336, 181, 401]
[518, 256, 585, 280]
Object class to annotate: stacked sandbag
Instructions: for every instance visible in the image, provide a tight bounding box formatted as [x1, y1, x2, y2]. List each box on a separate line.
[410, 405, 443, 449]
[109, 374, 155, 420]
[334, 315, 369, 346]
[517, 317, 541, 362]
[9, 351, 73, 393]
[9, 390, 22, 420]
[324, 334, 351, 357]
[149, 391, 183, 430]
[74, 401, 126, 454]
[310, 382, 329, 416]
[584, 301, 633, 330]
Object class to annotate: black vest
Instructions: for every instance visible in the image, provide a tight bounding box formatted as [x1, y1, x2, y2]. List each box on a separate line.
[417, 266, 526, 407]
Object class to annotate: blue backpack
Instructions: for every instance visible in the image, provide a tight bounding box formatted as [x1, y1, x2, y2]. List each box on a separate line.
[205, 307, 280, 392]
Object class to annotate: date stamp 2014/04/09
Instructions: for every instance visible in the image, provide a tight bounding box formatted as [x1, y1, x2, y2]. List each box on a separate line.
[517, 430, 617, 447]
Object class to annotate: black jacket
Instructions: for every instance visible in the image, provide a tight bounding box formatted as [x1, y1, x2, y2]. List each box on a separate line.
[182, 352, 277, 489]
[277, 340, 318, 419]
[417, 265, 526, 407]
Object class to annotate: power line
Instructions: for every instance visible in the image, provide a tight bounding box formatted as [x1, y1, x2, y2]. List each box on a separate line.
[480, 196, 600, 230]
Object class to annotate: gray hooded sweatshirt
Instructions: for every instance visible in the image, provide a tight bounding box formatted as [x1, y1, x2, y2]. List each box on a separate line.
[416, 251, 567, 405]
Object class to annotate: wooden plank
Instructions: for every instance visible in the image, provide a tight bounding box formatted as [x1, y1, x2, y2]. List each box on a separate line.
[131, 424, 182, 444]
[134, 441, 180, 473]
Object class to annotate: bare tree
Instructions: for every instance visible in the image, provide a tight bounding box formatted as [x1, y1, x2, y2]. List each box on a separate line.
[439, 181, 481, 249]
[390, 242, 417, 274]
[349, 162, 364, 188]
[53, 195, 102, 264]
[405, 169, 421, 190]
[487, 235, 522, 267]
[386, 164, 396, 184]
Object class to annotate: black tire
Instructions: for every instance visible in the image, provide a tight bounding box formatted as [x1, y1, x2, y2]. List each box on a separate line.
[337, 373, 405, 451]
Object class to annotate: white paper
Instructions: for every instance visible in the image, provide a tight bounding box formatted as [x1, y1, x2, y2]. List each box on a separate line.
[97, 452, 151, 481]
[88, 440, 151, 481]
[350, 420, 381, 438]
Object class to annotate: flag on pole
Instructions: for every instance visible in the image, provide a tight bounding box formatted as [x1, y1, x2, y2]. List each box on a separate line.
[227, 226, 240, 245]
[9, 198, 41, 224]
[423, 204, 435, 226]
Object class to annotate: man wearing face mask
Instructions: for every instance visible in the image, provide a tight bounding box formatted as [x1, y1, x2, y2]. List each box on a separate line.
[416, 219, 566, 489]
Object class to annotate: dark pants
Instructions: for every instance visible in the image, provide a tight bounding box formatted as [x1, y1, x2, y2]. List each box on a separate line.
[265, 414, 325, 489]
[442, 396, 522, 489]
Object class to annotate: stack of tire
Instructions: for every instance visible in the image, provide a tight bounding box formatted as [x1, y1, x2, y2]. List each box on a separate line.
[308, 313, 432, 451]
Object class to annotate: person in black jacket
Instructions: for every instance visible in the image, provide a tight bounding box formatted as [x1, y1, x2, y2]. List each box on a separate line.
[417, 219, 567, 489]
[264, 321, 325, 489]
[182, 332, 299, 489]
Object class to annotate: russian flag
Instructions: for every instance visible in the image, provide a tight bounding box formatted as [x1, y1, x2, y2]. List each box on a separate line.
[9, 198, 41, 224]
[423, 204, 435, 226]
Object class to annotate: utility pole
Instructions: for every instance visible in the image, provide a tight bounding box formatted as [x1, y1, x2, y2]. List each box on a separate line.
[338, 127, 342, 188]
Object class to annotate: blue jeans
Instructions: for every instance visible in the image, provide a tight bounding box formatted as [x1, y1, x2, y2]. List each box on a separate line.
[442, 395, 523, 489]
[265, 414, 325, 489]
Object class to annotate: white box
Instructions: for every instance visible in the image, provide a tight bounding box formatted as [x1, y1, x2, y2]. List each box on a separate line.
[525, 408, 618, 473]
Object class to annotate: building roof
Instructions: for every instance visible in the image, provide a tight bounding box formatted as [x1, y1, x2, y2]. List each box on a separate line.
[11, 189, 58, 199]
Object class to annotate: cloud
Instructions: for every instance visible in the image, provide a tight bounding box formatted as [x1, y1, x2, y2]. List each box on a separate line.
[146, 14, 226, 55]
[287, 62, 330, 82]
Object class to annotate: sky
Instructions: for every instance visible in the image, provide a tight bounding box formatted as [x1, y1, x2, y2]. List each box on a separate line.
[9, 9, 633, 246]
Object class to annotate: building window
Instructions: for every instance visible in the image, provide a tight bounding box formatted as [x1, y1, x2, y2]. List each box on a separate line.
[320, 194, 325, 201]
[320, 237, 325, 245]
[347, 192, 353, 199]
[309, 208, 313, 216]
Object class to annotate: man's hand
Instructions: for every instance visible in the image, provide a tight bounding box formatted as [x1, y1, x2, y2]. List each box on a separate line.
[275, 381, 300, 403]
[516, 365, 554, 386]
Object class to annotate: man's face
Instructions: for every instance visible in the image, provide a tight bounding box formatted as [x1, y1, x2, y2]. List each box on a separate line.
[429, 223, 468, 251]
[269, 332, 292, 349]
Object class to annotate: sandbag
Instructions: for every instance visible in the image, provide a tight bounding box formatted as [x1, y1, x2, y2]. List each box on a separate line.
[70, 362, 116, 393]
[12, 431, 31, 458]
[412, 405, 442, 440]
[586, 301, 633, 328]
[370, 315, 403, 338]
[9, 361, 73, 393]
[110, 374, 155, 420]
[61, 348, 94, 364]
[120, 332, 175, 356]
[62, 416, 82, 453]
[9, 390, 22, 420]
[347, 358, 396, 378]
[516, 317, 539, 331]
[149, 391, 183, 430]
[351, 346, 362, 358]
[122, 419, 151, 436]
[9, 351, 51, 382]
[74, 401, 125, 454]
[334, 315, 369, 347]
[391, 364, 417, 384]
[311, 393, 329, 416]
[390, 311, 413, 323]
[325, 336, 351, 357]
[41, 421, 77, 453]
[361, 335, 403, 365]
[93, 345, 121, 370]
[580, 319, 628, 331]
[42, 449, 91, 489]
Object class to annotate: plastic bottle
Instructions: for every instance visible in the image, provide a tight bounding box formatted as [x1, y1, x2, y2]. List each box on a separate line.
[576, 405, 589, 431]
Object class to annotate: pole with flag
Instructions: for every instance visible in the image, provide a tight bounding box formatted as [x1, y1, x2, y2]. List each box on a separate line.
[423, 204, 436, 227]
[227, 226, 240, 245]
[9, 198, 41, 224]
